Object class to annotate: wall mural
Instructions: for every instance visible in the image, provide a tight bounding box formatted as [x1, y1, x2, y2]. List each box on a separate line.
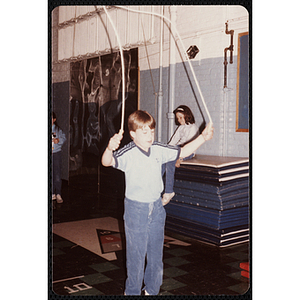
[69, 48, 138, 173]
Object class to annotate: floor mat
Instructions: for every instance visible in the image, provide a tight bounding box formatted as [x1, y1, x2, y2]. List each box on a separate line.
[52, 217, 121, 261]
[97, 230, 124, 253]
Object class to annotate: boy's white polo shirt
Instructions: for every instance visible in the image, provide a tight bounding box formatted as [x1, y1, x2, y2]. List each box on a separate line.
[113, 141, 180, 203]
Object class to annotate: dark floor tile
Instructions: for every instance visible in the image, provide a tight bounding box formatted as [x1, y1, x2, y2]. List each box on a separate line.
[161, 277, 187, 291]
[163, 256, 190, 267]
[93, 280, 125, 295]
[227, 281, 250, 294]
[70, 287, 104, 296]
[172, 271, 208, 288]
[52, 265, 75, 282]
[165, 283, 206, 295]
[226, 251, 249, 261]
[101, 267, 126, 282]
[81, 272, 112, 285]
[164, 248, 192, 257]
[163, 266, 188, 278]
[89, 262, 120, 273]
[52, 248, 66, 256]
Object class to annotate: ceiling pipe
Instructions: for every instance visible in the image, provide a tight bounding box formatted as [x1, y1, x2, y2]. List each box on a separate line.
[157, 6, 164, 142]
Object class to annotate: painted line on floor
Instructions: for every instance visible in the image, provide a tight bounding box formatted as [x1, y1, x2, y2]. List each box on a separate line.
[53, 275, 85, 284]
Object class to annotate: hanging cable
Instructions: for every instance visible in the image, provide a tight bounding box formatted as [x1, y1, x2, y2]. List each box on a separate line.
[114, 5, 213, 125]
[141, 20, 156, 97]
[72, 6, 77, 57]
[102, 6, 126, 133]
[141, 19, 158, 119]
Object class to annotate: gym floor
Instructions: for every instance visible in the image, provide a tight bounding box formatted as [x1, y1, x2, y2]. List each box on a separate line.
[50, 174, 250, 297]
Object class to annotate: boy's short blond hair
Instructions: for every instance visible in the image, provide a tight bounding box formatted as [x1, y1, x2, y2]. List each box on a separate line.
[128, 110, 156, 132]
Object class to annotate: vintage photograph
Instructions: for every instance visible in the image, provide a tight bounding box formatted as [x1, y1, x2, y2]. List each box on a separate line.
[50, 3, 250, 297]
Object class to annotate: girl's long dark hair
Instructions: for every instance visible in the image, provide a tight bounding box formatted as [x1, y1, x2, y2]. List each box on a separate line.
[173, 105, 195, 125]
[52, 112, 61, 131]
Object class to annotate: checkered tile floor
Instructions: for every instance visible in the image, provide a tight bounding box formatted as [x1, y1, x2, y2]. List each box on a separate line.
[51, 176, 250, 297]
[52, 232, 249, 296]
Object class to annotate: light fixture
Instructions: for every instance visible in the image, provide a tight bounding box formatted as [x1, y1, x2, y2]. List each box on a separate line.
[186, 45, 199, 59]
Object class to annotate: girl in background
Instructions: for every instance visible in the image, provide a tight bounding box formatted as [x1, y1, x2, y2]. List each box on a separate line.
[162, 105, 199, 205]
[52, 112, 66, 203]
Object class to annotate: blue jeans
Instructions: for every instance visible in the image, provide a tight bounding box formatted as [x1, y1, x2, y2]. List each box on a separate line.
[52, 151, 62, 196]
[124, 197, 166, 295]
[162, 153, 195, 193]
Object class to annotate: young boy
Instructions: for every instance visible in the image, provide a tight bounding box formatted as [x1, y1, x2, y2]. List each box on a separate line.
[102, 110, 213, 295]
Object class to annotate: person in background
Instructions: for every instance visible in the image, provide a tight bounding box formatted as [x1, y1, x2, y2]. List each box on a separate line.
[52, 112, 66, 203]
[162, 105, 199, 205]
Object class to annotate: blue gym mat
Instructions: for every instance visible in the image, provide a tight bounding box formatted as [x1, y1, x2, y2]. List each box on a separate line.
[165, 155, 250, 247]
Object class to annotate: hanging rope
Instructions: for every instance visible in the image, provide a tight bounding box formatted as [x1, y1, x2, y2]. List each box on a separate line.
[141, 19, 158, 120]
[141, 20, 156, 96]
[102, 6, 126, 133]
[115, 5, 213, 125]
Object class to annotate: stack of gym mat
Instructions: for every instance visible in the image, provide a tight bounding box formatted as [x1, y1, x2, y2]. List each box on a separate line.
[165, 155, 250, 247]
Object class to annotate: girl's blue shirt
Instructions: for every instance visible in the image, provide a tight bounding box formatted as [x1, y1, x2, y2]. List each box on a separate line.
[52, 124, 66, 153]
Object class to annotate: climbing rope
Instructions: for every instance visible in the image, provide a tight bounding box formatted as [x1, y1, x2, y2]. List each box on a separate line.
[102, 6, 126, 133]
[100, 5, 213, 133]
[141, 18, 158, 120]
[115, 5, 213, 125]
